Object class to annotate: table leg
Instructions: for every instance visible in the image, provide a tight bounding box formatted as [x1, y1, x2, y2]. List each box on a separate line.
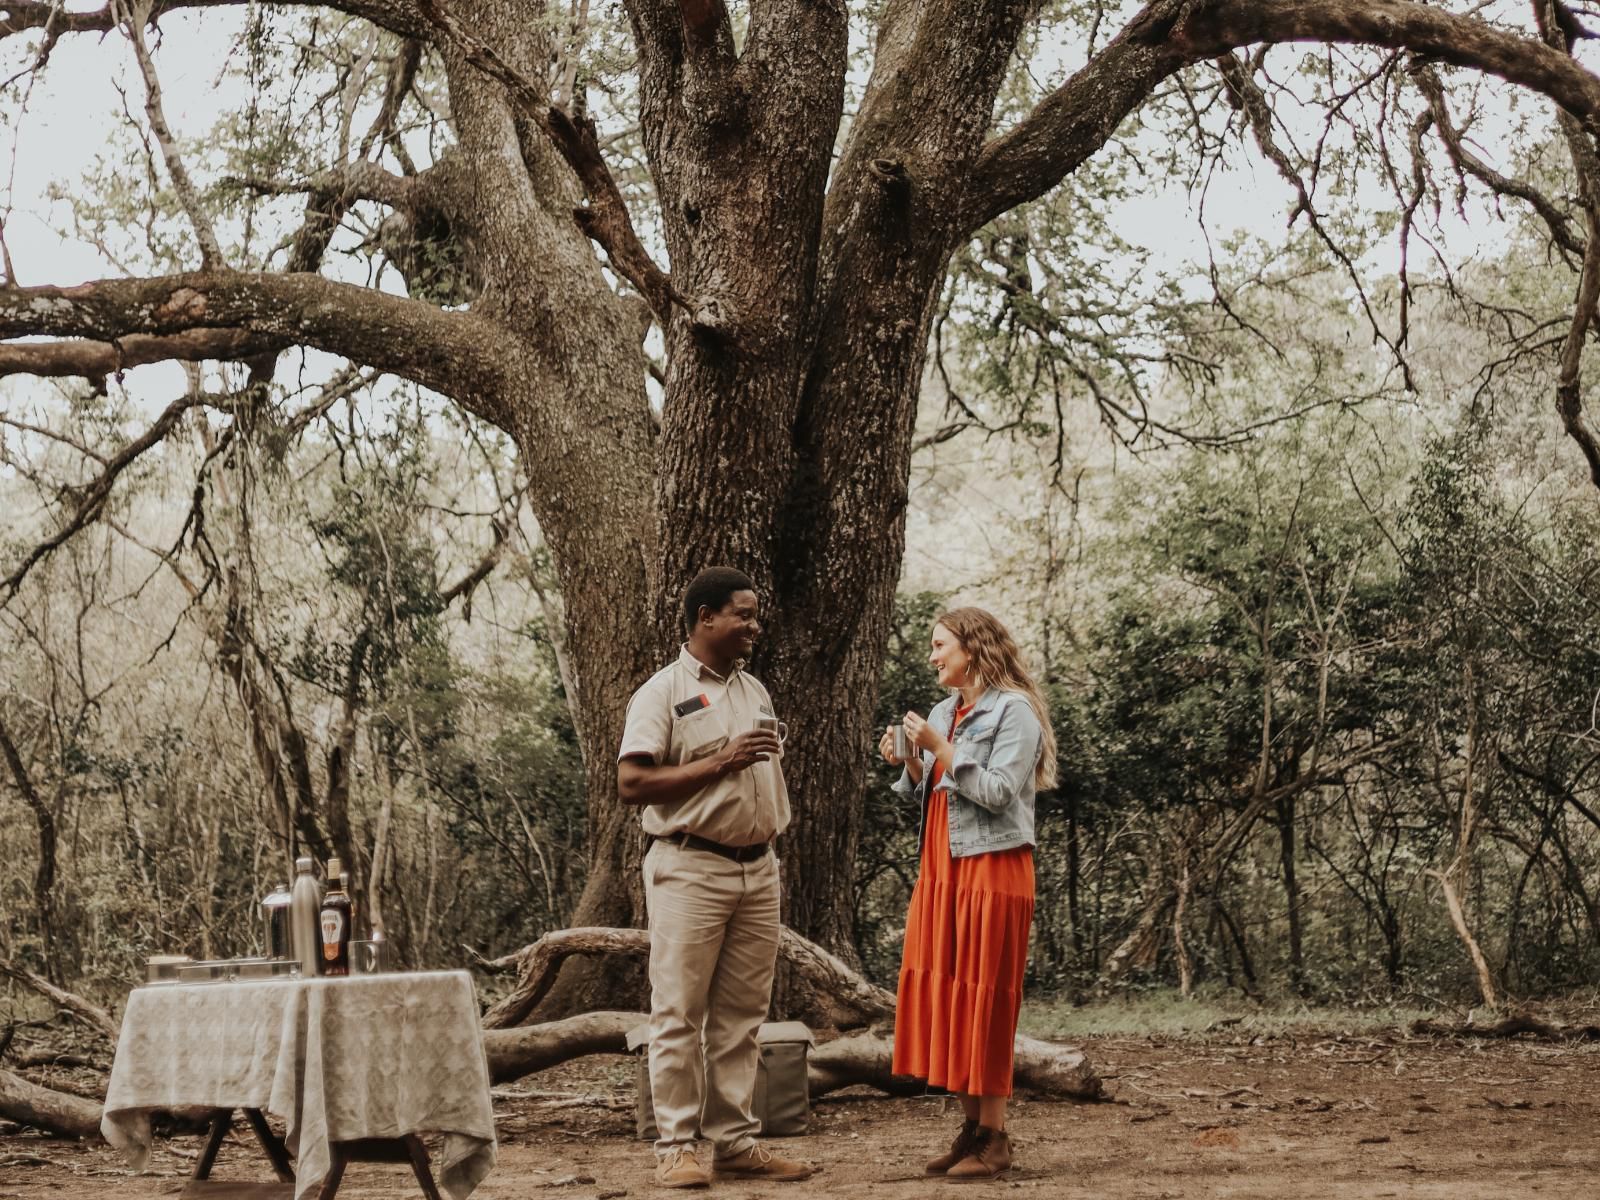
[404, 1135, 444, 1200]
[242, 1108, 295, 1183]
[314, 1144, 347, 1200]
[193, 1109, 233, 1181]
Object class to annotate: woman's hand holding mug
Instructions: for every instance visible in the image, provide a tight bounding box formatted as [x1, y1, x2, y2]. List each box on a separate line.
[879, 720, 916, 765]
[903, 710, 946, 753]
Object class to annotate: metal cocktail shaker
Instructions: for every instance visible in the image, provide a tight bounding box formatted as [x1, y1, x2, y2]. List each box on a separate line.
[289, 856, 324, 977]
[261, 884, 293, 959]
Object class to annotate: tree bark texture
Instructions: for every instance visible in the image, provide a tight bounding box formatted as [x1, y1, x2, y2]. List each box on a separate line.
[7, 0, 1600, 991]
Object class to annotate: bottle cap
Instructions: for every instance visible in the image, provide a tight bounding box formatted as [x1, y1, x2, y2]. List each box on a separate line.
[327, 855, 343, 878]
[295, 856, 314, 873]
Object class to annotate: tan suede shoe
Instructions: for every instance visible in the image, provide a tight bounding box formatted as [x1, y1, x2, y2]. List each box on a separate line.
[925, 1118, 981, 1175]
[947, 1126, 1012, 1181]
[714, 1142, 815, 1182]
[654, 1146, 711, 1189]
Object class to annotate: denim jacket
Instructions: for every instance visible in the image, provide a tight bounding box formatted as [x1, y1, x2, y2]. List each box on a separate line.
[891, 687, 1041, 858]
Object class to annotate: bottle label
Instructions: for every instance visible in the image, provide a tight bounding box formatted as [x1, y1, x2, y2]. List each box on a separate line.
[321, 910, 345, 959]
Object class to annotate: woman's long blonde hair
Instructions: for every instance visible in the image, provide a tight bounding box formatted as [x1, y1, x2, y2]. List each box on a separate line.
[936, 607, 1058, 790]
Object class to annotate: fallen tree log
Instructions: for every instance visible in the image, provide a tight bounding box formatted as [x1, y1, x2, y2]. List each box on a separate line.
[0, 1067, 103, 1139]
[808, 1030, 1102, 1101]
[1410, 1015, 1600, 1041]
[10, 1050, 106, 1070]
[484, 1011, 637, 1084]
[15, 1071, 104, 1102]
[480, 925, 1098, 1096]
[483, 1011, 1101, 1101]
[482, 926, 895, 1030]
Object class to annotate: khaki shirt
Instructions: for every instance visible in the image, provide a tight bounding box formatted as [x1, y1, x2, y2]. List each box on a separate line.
[617, 646, 791, 847]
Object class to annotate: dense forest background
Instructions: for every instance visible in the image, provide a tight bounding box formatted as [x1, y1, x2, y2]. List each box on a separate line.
[7, 221, 1600, 1009]
[5, 2, 1600, 1015]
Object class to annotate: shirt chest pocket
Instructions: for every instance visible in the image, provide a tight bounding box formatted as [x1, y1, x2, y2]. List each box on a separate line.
[675, 706, 729, 763]
[955, 717, 999, 766]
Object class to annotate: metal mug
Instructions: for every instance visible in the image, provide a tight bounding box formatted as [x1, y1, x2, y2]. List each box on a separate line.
[261, 884, 293, 960]
[755, 715, 788, 745]
[350, 939, 392, 975]
[892, 725, 911, 761]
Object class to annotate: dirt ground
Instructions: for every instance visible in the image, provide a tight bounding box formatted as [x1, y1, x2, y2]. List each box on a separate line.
[3, 1029, 1598, 1198]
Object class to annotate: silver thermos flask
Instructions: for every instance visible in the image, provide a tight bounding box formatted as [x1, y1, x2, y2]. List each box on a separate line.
[289, 856, 324, 976]
[262, 884, 293, 959]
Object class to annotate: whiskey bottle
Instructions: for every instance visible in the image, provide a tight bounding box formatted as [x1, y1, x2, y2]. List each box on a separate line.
[319, 857, 353, 977]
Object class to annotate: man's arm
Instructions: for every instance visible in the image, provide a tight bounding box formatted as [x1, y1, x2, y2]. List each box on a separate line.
[617, 731, 782, 807]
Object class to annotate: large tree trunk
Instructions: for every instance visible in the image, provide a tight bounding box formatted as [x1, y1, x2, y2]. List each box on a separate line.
[417, 1, 662, 1013]
[613, 0, 1048, 979]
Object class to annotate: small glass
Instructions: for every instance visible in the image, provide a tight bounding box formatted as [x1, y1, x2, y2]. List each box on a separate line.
[350, 939, 391, 975]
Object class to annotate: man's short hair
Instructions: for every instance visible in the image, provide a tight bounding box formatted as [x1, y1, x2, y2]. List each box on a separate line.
[683, 567, 756, 631]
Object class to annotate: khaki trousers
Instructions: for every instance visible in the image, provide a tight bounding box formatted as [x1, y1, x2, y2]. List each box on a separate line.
[643, 838, 781, 1157]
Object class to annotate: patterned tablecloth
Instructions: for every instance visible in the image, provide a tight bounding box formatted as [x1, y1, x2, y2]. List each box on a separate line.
[101, 970, 497, 1200]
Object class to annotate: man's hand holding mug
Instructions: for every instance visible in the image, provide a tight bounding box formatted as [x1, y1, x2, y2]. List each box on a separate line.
[718, 729, 782, 774]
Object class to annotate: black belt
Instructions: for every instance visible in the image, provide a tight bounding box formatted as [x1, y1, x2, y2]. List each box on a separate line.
[654, 832, 770, 863]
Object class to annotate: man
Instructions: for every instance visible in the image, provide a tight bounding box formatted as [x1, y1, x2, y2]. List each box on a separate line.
[617, 567, 814, 1189]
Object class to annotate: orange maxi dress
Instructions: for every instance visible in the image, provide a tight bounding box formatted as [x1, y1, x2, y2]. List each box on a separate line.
[893, 704, 1036, 1097]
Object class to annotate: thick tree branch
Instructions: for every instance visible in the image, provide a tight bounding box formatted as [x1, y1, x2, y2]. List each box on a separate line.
[0, 0, 434, 46]
[357, 37, 423, 170]
[0, 272, 510, 408]
[414, 0, 686, 322]
[230, 161, 419, 213]
[962, 0, 1600, 237]
[0, 329, 279, 381]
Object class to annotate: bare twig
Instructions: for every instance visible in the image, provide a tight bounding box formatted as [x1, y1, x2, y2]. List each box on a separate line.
[114, 0, 225, 269]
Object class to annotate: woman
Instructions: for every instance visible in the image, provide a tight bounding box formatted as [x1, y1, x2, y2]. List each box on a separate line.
[879, 607, 1056, 1181]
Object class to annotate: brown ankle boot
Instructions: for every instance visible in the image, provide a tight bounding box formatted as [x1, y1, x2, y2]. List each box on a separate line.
[924, 1118, 980, 1175]
[947, 1126, 1012, 1181]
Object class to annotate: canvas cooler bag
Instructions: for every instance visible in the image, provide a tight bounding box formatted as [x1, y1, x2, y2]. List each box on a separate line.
[628, 1020, 815, 1139]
